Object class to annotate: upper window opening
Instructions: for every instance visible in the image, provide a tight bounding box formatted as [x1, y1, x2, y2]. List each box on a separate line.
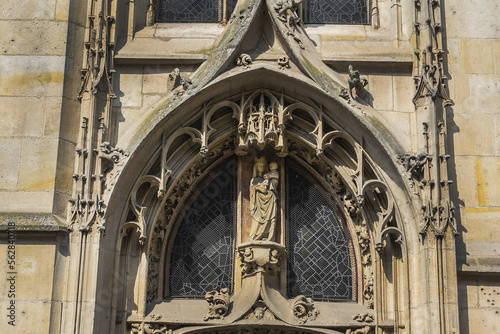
[305, 0, 370, 24]
[158, 0, 237, 23]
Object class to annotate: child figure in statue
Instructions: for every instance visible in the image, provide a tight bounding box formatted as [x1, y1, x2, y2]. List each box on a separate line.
[265, 162, 279, 193]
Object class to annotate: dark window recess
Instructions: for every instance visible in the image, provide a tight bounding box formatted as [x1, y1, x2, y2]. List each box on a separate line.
[168, 165, 236, 297]
[287, 168, 353, 302]
[306, 0, 370, 25]
[158, 0, 237, 23]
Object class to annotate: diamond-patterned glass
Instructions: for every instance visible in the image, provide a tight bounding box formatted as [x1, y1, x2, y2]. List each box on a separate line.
[307, 0, 369, 24]
[168, 166, 236, 297]
[287, 168, 353, 301]
[158, 0, 237, 23]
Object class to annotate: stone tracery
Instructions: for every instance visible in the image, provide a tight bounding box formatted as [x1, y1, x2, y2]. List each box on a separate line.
[114, 84, 407, 332]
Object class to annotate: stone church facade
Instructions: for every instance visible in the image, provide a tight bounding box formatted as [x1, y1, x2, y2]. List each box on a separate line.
[0, 0, 499, 333]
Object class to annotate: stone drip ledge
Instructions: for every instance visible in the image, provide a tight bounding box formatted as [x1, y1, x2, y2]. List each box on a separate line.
[0, 213, 68, 232]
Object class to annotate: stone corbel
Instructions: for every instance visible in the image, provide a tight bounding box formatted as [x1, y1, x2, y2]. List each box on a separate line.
[238, 241, 285, 277]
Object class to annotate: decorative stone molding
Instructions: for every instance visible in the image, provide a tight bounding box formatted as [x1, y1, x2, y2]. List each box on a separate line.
[203, 288, 231, 321]
[291, 295, 319, 324]
[238, 241, 285, 277]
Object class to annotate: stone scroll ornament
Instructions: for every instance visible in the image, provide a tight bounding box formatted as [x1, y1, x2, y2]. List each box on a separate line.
[249, 157, 279, 241]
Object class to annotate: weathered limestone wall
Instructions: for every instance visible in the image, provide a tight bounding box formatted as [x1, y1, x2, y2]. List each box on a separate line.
[0, 1, 78, 333]
[0, 1, 71, 213]
[444, 0, 500, 332]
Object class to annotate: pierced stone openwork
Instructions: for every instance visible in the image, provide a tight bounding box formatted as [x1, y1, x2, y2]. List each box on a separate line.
[119, 87, 405, 332]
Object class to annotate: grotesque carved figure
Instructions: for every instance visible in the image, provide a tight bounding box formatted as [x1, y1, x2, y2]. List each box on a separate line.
[203, 288, 230, 321]
[249, 157, 279, 241]
[348, 65, 368, 99]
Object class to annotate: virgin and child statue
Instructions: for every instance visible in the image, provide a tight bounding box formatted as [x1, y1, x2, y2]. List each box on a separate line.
[249, 157, 279, 241]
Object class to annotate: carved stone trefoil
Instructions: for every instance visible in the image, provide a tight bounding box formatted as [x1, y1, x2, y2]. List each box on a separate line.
[203, 288, 230, 321]
[291, 295, 319, 324]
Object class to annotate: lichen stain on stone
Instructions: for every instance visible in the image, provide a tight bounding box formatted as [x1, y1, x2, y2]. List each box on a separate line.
[475, 157, 488, 206]
[19, 178, 55, 191]
[1, 71, 64, 96]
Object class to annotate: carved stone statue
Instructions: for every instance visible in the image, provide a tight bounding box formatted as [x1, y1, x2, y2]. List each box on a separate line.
[249, 157, 279, 241]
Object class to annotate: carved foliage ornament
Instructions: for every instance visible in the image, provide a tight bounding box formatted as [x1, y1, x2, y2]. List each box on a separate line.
[292, 295, 320, 324]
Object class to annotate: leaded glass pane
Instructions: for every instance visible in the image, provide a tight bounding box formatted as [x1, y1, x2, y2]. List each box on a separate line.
[159, 0, 219, 23]
[158, 0, 237, 23]
[168, 164, 236, 297]
[307, 0, 370, 25]
[287, 167, 353, 301]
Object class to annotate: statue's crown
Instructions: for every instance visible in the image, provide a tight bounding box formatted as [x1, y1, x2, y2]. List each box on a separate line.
[254, 156, 267, 164]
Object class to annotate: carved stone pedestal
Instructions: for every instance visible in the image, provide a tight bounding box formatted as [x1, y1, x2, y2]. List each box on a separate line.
[238, 240, 285, 277]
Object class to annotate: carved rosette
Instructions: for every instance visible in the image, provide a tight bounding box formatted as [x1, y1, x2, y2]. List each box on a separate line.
[291, 295, 320, 324]
[238, 241, 285, 277]
[203, 288, 231, 321]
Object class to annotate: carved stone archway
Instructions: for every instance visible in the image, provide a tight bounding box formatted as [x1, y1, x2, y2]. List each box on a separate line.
[99, 76, 415, 333]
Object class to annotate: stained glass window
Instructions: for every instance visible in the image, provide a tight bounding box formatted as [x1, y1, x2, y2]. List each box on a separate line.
[306, 0, 370, 25]
[158, 0, 237, 23]
[168, 163, 236, 297]
[287, 167, 353, 301]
